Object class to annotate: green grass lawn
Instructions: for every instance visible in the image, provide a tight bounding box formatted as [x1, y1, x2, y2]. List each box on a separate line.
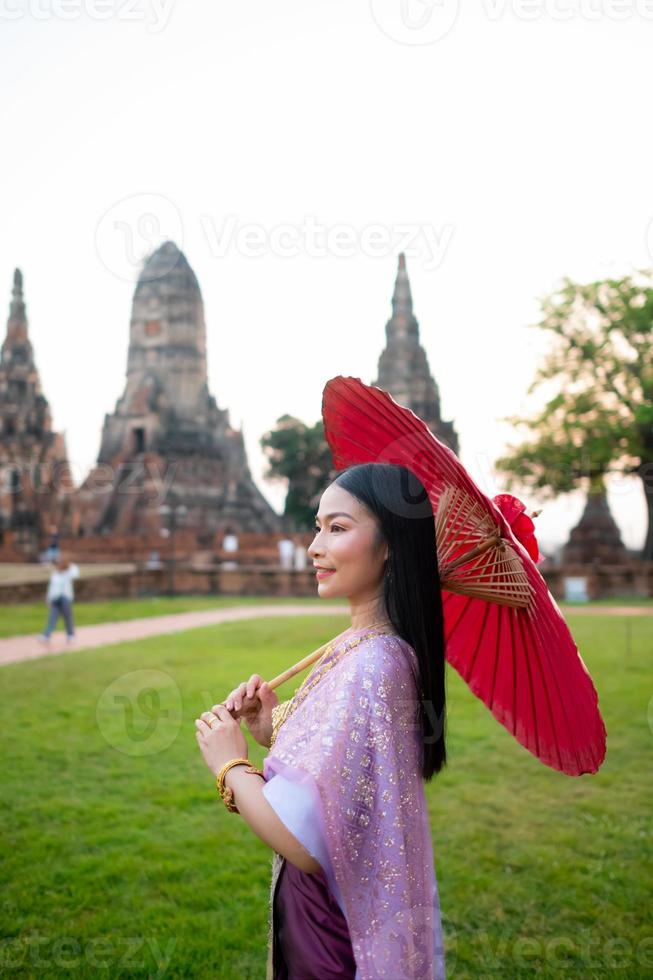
[1, 592, 649, 641]
[0, 595, 346, 639]
[0, 612, 650, 978]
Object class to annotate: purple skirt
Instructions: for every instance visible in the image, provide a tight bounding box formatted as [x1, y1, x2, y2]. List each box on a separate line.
[273, 858, 357, 979]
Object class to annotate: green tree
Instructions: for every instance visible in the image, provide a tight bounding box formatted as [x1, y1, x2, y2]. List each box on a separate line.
[260, 415, 335, 530]
[495, 271, 653, 560]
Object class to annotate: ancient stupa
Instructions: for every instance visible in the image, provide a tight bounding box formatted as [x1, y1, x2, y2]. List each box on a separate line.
[0, 269, 74, 554]
[373, 253, 459, 454]
[562, 487, 629, 565]
[79, 241, 280, 537]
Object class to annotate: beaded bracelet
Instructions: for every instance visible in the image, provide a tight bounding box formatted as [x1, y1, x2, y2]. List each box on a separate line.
[216, 757, 265, 814]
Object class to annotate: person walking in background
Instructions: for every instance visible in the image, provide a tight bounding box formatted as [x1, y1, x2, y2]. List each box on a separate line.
[38, 556, 80, 646]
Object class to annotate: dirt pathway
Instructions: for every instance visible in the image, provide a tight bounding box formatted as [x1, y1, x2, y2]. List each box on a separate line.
[0, 604, 350, 667]
[0, 602, 648, 668]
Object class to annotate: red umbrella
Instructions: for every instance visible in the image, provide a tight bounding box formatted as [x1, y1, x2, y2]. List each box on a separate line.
[321, 375, 607, 777]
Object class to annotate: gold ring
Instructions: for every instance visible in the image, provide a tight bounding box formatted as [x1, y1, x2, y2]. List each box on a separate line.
[208, 716, 219, 729]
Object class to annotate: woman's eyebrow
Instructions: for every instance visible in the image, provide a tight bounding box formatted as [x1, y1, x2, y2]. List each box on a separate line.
[314, 512, 356, 522]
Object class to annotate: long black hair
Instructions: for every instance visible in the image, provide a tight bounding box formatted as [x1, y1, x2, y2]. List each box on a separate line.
[332, 462, 447, 781]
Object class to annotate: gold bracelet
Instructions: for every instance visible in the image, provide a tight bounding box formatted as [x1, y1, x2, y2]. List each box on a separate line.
[216, 757, 265, 814]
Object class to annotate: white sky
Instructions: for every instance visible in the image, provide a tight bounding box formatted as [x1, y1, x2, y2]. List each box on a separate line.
[2, 1, 652, 553]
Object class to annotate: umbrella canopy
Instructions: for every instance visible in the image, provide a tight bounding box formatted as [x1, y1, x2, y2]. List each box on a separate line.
[322, 375, 607, 777]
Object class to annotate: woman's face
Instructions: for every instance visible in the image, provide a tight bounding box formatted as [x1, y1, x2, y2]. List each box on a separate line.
[307, 483, 388, 601]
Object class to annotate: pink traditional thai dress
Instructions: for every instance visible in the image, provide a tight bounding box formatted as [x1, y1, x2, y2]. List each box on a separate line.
[262, 625, 446, 979]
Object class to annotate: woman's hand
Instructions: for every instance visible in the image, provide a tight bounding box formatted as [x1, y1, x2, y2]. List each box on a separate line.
[220, 674, 279, 749]
[195, 705, 249, 777]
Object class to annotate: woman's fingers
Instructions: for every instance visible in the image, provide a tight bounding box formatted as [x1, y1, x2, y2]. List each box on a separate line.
[222, 682, 246, 711]
[246, 674, 263, 700]
[220, 676, 264, 712]
[215, 675, 269, 715]
[230, 675, 264, 710]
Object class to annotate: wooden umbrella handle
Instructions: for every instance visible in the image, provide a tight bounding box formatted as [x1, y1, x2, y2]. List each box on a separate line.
[266, 640, 332, 692]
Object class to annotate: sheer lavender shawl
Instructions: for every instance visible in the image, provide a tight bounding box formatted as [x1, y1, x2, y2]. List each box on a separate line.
[263, 628, 446, 979]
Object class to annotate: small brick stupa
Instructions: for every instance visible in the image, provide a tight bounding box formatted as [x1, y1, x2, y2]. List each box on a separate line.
[78, 242, 280, 538]
[562, 488, 629, 565]
[373, 253, 459, 454]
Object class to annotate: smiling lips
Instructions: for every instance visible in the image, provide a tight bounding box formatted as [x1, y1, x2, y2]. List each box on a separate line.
[315, 566, 336, 578]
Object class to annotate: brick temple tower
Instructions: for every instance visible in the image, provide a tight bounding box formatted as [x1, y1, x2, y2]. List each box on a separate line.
[373, 253, 459, 453]
[0, 269, 74, 556]
[562, 487, 629, 565]
[78, 241, 280, 538]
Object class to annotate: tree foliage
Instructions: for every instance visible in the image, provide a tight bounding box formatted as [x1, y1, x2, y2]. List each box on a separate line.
[260, 414, 335, 530]
[495, 270, 653, 558]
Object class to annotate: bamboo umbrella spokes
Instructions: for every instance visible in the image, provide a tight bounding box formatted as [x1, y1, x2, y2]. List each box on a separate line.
[436, 486, 534, 609]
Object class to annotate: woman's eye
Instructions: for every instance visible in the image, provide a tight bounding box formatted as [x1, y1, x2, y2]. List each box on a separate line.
[312, 524, 343, 533]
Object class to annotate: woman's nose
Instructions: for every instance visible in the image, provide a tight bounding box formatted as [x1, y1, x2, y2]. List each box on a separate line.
[307, 533, 323, 558]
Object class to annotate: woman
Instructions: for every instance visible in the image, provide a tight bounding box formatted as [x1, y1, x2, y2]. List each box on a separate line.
[37, 554, 80, 646]
[194, 462, 448, 978]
